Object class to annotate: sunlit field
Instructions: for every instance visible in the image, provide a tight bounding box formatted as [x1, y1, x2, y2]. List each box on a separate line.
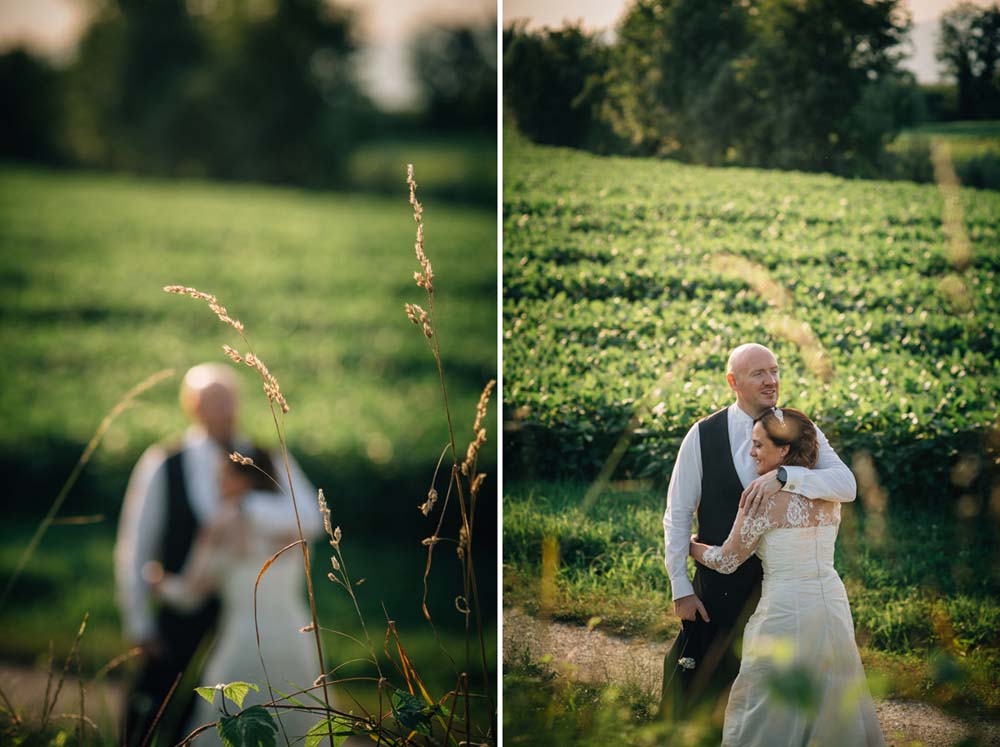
[502, 133, 1000, 743]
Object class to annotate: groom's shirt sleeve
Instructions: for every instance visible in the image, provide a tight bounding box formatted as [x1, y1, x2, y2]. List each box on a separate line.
[663, 424, 702, 600]
[242, 449, 324, 540]
[780, 424, 856, 503]
[114, 446, 167, 644]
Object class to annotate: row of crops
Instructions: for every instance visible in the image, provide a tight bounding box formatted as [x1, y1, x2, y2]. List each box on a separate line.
[503, 136, 999, 503]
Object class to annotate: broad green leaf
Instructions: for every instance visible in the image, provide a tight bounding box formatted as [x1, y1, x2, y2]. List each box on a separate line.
[222, 681, 260, 710]
[194, 686, 220, 706]
[217, 705, 277, 747]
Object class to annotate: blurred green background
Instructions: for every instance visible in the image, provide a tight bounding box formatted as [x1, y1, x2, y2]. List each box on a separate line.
[0, 0, 498, 736]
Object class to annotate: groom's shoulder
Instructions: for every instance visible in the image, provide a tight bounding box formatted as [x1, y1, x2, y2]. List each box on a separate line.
[696, 407, 729, 427]
[135, 438, 185, 468]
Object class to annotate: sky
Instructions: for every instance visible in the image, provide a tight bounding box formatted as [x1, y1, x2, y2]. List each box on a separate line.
[0, 0, 495, 109]
[502, 0, 1000, 83]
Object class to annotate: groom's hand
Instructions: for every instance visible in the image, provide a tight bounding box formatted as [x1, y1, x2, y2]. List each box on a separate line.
[674, 594, 710, 623]
[740, 470, 781, 517]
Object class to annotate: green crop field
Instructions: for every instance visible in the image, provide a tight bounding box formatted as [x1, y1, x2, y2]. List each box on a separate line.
[0, 163, 497, 730]
[502, 134, 1000, 739]
[503, 133, 998, 497]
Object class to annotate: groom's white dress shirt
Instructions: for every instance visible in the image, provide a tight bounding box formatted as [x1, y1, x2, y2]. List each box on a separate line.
[114, 426, 323, 643]
[662, 404, 857, 601]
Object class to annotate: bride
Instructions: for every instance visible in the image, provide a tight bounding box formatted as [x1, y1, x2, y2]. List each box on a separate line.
[689, 407, 885, 746]
[151, 449, 321, 745]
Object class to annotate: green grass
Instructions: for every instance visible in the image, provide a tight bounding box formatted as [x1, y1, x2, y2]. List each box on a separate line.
[0, 164, 497, 517]
[887, 120, 1000, 190]
[346, 135, 495, 205]
[504, 481, 1000, 717]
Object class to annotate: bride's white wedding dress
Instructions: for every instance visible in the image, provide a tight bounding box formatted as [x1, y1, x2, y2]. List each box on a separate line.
[163, 510, 321, 746]
[698, 491, 885, 747]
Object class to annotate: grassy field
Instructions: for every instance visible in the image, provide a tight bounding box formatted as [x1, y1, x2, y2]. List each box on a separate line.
[504, 483, 999, 709]
[502, 134, 1000, 741]
[0, 163, 496, 511]
[887, 120, 1000, 190]
[346, 135, 495, 206]
[0, 162, 497, 738]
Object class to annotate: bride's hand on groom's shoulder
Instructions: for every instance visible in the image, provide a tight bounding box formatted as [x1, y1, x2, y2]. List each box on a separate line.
[740, 470, 781, 517]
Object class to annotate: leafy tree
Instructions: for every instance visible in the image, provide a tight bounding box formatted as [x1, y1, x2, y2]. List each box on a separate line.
[736, 0, 910, 172]
[189, 0, 372, 184]
[604, 0, 910, 172]
[503, 23, 619, 152]
[936, 1, 1000, 118]
[604, 0, 752, 161]
[411, 22, 496, 132]
[0, 49, 64, 164]
[60, 0, 371, 184]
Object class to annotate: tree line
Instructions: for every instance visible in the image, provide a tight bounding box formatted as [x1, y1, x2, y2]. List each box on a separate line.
[0, 0, 496, 188]
[504, 0, 1000, 176]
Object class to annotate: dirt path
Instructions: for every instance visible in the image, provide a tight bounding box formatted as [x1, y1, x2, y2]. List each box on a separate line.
[503, 608, 1000, 747]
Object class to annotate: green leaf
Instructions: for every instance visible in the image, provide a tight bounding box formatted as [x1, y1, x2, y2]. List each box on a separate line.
[222, 681, 260, 710]
[390, 689, 439, 737]
[194, 686, 220, 706]
[217, 705, 277, 747]
[303, 716, 356, 747]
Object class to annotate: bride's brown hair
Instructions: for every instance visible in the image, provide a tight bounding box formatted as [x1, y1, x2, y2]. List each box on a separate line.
[754, 407, 819, 468]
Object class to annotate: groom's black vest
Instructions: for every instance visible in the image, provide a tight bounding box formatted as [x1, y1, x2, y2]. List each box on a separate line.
[660, 407, 763, 718]
[694, 408, 763, 605]
[161, 450, 200, 574]
[155, 448, 222, 635]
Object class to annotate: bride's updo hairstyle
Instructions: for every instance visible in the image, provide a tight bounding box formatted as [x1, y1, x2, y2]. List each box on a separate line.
[754, 407, 819, 468]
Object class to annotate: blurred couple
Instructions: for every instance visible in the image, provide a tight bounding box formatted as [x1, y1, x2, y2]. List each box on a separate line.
[115, 363, 324, 746]
[661, 343, 885, 746]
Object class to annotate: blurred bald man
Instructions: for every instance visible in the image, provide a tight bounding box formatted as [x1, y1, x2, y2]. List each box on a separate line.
[659, 343, 856, 722]
[115, 363, 321, 747]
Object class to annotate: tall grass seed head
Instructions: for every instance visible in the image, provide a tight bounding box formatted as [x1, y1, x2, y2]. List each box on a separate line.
[318, 489, 333, 540]
[420, 487, 438, 516]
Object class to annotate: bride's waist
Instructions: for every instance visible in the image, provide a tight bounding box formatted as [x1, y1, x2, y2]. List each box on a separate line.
[761, 565, 843, 586]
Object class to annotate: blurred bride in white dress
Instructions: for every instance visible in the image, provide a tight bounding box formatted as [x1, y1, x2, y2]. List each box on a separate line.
[689, 407, 885, 747]
[151, 448, 321, 745]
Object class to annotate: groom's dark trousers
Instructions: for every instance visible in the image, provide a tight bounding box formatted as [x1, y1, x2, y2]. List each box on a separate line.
[123, 450, 220, 747]
[660, 408, 763, 720]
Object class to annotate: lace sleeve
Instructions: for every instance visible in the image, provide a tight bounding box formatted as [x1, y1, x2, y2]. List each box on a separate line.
[699, 496, 780, 574]
[696, 492, 841, 574]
